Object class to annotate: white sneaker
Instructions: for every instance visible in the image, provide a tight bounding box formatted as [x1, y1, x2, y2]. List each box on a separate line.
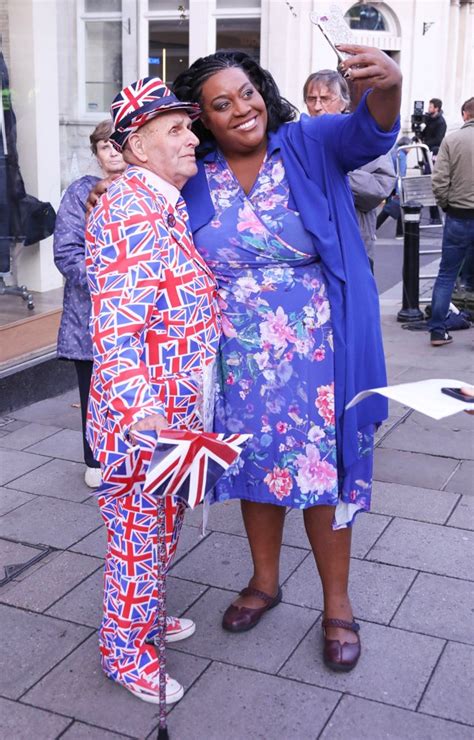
[164, 616, 196, 643]
[145, 616, 196, 645]
[84, 466, 101, 489]
[124, 673, 184, 705]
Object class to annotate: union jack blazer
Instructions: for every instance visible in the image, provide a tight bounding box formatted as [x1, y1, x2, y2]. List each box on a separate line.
[85, 166, 220, 471]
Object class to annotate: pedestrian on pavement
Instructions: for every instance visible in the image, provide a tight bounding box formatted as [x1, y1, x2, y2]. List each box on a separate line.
[303, 69, 395, 271]
[172, 46, 401, 672]
[419, 97, 447, 224]
[85, 78, 220, 704]
[53, 120, 125, 490]
[428, 97, 474, 347]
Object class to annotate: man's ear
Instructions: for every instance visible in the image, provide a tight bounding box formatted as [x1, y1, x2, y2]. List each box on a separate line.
[127, 132, 148, 163]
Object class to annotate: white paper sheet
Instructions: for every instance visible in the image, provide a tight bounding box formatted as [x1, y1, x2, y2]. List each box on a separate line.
[346, 379, 474, 420]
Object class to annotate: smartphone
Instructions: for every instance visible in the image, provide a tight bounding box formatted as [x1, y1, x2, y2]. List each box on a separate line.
[441, 387, 474, 403]
[309, 5, 354, 63]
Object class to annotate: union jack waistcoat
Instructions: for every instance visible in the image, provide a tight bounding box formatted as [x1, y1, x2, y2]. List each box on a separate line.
[85, 166, 220, 470]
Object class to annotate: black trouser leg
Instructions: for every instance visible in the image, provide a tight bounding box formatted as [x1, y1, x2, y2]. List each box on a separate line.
[74, 360, 100, 468]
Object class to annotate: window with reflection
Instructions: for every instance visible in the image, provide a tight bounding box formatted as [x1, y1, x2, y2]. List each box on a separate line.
[84, 0, 122, 11]
[149, 20, 189, 86]
[216, 18, 261, 61]
[85, 21, 122, 113]
[345, 4, 387, 31]
[148, 0, 189, 11]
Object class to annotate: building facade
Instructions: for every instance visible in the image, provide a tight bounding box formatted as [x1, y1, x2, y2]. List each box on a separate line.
[1, 0, 473, 293]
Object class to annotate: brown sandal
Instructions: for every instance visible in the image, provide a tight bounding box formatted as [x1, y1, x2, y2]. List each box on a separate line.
[322, 618, 361, 672]
[222, 586, 282, 633]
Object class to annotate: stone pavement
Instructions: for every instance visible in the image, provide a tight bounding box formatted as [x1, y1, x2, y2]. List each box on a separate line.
[1, 282, 473, 739]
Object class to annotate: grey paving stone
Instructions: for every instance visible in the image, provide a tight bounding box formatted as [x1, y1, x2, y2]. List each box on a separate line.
[61, 722, 128, 739]
[0, 538, 47, 578]
[0, 448, 50, 486]
[280, 619, 444, 710]
[392, 572, 474, 644]
[171, 586, 317, 673]
[447, 496, 474, 531]
[367, 518, 473, 580]
[47, 567, 103, 628]
[6, 458, 91, 503]
[0, 497, 102, 549]
[0, 604, 91, 699]
[371, 481, 459, 524]
[320, 695, 473, 740]
[0, 696, 71, 739]
[69, 525, 106, 559]
[381, 413, 474, 460]
[13, 390, 82, 431]
[283, 509, 391, 558]
[0, 422, 62, 451]
[283, 554, 416, 624]
[171, 530, 307, 590]
[373, 447, 458, 490]
[185, 498, 247, 536]
[24, 633, 209, 737]
[420, 642, 474, 725]
[167, 661, 340, 740]
[26, 429, 84, 463]
[445, 460, 474, 496]
[0, 550, 101, 612]
[0, 486, 36, 515]
[172, 523, 209, 565]
[0, 418, 28, 432]
[166, 575, 208, 618]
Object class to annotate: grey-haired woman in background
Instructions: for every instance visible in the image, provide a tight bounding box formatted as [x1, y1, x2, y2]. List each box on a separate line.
[54, 120, 125, 488]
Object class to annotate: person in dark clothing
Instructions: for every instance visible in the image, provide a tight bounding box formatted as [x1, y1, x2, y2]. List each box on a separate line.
[420, 98, 447, 223]
[54, 120, 125, 488]
[421, 98, 447, 155]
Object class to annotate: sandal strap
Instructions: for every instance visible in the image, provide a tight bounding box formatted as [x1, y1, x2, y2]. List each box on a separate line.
[239, 586, 279, 606]
[322, 618, 360, 633]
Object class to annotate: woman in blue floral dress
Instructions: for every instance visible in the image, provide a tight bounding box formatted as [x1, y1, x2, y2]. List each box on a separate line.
[174, 48, 401, 671]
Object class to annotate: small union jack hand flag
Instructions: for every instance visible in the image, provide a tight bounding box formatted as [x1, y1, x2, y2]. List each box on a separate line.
[143, 430, 251, 508]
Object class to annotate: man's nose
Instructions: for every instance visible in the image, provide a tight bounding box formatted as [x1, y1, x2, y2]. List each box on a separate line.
[187, 130, 199, 148]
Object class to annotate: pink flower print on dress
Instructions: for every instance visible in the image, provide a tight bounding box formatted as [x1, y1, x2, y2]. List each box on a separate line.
[221, 314, 238, 338]
[315, 383, 335, 427]
[295, 444, 338, 496]
[236, 202, 268, 236]
[259, 306, 296, 351]
[264, 465, 293, 500]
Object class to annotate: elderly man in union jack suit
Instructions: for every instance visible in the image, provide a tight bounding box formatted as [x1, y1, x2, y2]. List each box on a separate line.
[85, 77, 220, 704]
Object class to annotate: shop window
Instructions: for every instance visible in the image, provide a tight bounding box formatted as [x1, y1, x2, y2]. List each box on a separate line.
[216, 0, 260, 7]
[84, 21, 122, 113]
[149, 20, 189, 86]
[345, 3, 387, 31]
[78, 0, 124, 115]
[216, 17, 261, 61]
[148, 0, 189, 10]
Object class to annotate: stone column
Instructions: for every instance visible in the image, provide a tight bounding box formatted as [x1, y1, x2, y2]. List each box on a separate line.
[8, 0, 62, 292]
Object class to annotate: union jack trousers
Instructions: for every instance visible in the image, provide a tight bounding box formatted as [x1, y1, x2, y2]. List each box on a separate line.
[85, 166, 220, 685]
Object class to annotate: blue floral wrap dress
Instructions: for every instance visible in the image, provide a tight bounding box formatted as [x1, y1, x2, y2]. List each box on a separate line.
[193, 150, 374, 528]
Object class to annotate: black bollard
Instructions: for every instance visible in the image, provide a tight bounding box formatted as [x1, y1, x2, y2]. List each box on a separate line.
[397, 201, 424, 322]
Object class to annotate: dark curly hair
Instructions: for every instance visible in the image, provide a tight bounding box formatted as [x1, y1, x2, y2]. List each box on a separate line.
[172, 50, 298, 151]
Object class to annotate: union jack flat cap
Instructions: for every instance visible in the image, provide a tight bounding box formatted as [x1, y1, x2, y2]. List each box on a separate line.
[109, 77, 201, 151]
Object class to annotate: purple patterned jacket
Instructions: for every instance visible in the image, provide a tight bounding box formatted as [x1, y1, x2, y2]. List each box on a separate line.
[54, 175, 99, 360]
